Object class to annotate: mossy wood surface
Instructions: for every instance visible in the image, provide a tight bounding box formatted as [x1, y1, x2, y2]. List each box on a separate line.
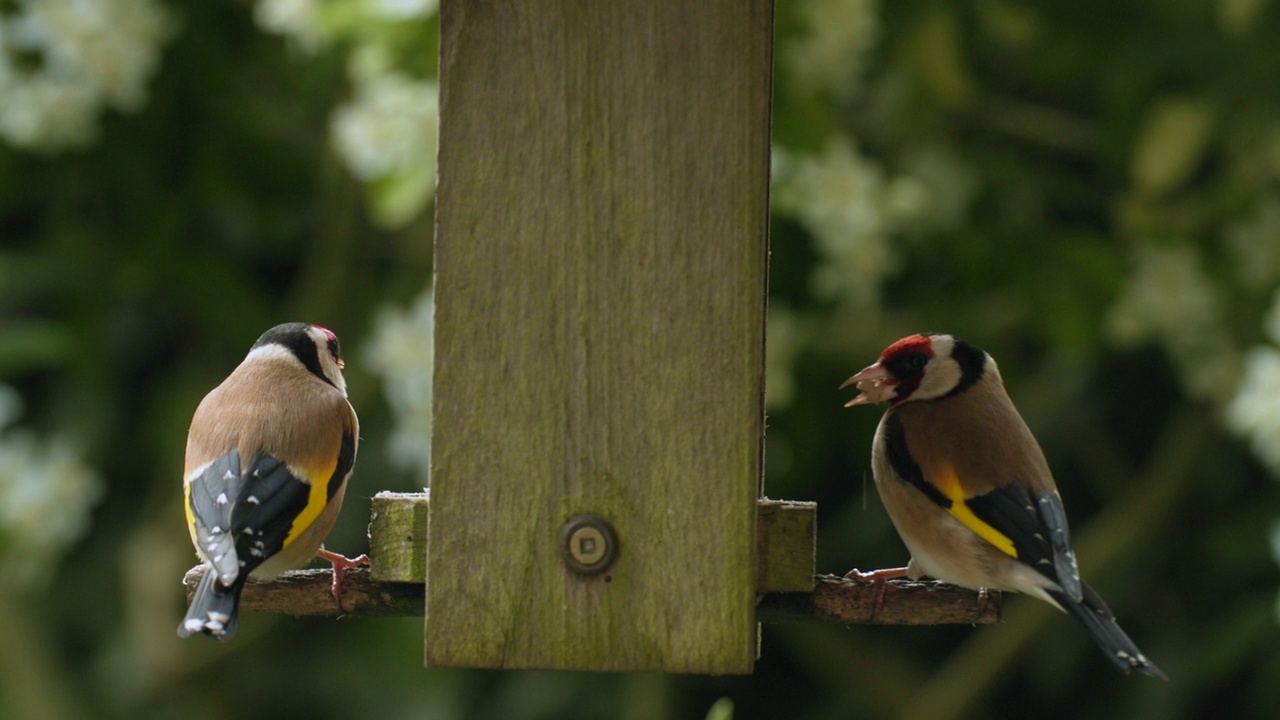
[755, 500, 817, 593]
[368, 492, 429, 583]
[370, 493, 814, 591]
[429, 0, 773, 673]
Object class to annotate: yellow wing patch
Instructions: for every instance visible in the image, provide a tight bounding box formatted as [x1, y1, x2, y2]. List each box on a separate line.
[182, 481, 197, 546]
[931, 463, 1018, 558]
[282, 459, 337, 548]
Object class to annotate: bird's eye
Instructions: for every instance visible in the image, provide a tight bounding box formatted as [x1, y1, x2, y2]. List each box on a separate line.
[326, 337, 341, 361]
[906, 353, 928, 371]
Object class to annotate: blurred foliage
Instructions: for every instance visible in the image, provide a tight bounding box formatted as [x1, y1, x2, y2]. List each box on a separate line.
[1, 0, 1279, 719]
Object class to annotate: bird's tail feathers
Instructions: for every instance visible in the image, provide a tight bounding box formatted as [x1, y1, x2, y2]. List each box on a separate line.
[177, 566, 243, 642]
[1048, 582, 1166, 679]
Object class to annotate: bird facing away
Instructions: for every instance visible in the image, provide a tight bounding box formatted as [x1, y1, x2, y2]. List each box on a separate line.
[179, 323, 366, 641]
[842, 332, 1165, 678]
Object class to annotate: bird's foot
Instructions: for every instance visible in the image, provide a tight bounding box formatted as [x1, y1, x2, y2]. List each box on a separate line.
[843, 566, 909, 620]
[843, 566, 910, 583]
[976, 586, 992, 617]
[316, 548, 371, 613]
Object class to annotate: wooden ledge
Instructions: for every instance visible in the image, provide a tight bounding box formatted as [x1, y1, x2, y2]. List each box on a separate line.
[182, 569, 1000, 625]
[758, 574, 1000, 625]
[184, 492, 1000, 626]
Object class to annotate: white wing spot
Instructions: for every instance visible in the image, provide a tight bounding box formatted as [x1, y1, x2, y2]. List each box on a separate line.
[246, 495, 260, 505]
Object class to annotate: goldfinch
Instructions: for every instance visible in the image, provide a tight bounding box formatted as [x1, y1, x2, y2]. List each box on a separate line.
[842, 332, 1165, 678]
[179, 323, 365, 641]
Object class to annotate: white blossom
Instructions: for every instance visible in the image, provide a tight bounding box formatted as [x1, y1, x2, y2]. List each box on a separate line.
[0, 0, 172, 150]
[773, 138, 902, 307]
[254, 2, 441, 228]
[1108, 242, 1239, 402]
[254, 0, 325, 50]
[363, 287, 434, 485]
[1109, 244, 1217, 345]
[1227, 291, 1280, 478]
[785, 0, 880, 99]
[372, 0, 438, 22]
[331, 55, 438, 227]
[332, 71, 436, 182]
[0, 386, 103, 589]
[254, 0, 438, 52]
[1228, 345, 1280, 475]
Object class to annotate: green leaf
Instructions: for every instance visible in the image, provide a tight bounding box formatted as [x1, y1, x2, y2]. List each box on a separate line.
[1131, 97, 1215, 198]
[705, 698, 734, 720]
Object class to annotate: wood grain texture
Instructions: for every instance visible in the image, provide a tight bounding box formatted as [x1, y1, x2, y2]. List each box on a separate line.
[182, 566, 424, 618]
[369, 493, 813, 592]
[368, 491, 429, 583]
[756, 500, 816, 593]
[430, 0, 773, 673]
[183, 569, 1001, 626]
[758, 575, 1002, 626]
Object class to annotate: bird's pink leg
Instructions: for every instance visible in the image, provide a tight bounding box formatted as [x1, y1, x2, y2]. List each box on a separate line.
[843, 566, 910, 582]
[976, 587, 991, 616]
[843, 566, 909, 620]
[316, 548, 371, 613]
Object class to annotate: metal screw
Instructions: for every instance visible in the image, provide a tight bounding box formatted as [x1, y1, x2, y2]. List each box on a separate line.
[559, 514, 618, 575]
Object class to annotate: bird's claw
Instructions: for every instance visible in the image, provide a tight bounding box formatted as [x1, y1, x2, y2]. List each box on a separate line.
[316, 548, 370, 614]
[976, 586, 992, 617]
[842, 566, 909, 621]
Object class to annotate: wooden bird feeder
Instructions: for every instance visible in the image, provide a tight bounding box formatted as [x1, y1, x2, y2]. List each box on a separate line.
[184, 0, 999, 674]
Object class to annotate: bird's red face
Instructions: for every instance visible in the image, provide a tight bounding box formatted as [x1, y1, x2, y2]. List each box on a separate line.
[841, 334, 937, 407]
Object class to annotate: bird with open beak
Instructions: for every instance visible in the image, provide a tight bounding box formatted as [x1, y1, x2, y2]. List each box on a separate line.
[842, 332, 1165, 678]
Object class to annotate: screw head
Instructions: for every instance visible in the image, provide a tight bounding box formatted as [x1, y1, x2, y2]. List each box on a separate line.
[559, 514, 618, 575]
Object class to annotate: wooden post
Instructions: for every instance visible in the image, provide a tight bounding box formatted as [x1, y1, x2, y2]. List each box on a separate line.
[428, 0, 774, 673]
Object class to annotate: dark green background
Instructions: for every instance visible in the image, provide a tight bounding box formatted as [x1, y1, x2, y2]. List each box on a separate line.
[2, 1, 1278, 718]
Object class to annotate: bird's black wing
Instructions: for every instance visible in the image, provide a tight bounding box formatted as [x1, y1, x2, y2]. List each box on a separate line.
[186, 449, 311, 587]
[883, 413, 1082, 600]
[966, 483, 1082, 601]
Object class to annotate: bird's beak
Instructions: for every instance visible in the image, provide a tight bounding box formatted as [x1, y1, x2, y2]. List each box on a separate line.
[337, 358, 345, 370]
[840, 362, 897, 407]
